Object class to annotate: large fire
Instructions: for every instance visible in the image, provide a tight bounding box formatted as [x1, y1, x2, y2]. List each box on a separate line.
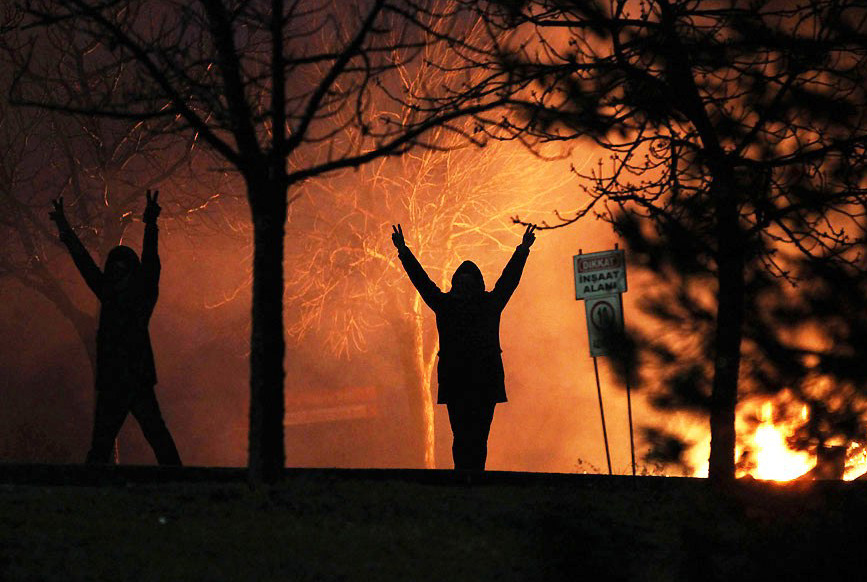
[735, 401, 867, 482]
[749, 402, 812, 481]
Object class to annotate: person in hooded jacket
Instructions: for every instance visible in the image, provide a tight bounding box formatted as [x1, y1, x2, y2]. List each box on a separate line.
[50, 190, 181, 465]
[391, 223, 536, 472]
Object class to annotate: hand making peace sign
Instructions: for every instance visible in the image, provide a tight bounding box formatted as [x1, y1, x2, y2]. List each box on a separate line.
[391, 223, 406, 250]
[49, 196, 67, 226]
[521, 224, 537, 249]
[143, 189, 161, 224]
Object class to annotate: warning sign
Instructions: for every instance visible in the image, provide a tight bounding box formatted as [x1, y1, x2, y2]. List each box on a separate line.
[585, 294, 624, 357]
[573, 249, 627, 299]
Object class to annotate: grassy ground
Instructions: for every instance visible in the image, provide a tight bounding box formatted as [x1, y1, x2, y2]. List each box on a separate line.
[1, 465, 866, 581]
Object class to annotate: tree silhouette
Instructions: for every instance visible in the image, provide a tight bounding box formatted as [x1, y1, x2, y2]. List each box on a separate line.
[11, 0, 522, 481]
[759, 255, 867, 477]
[487, 0, 867, 480]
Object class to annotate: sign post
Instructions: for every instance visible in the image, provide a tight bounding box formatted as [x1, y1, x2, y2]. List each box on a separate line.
[574, 247, 636, 476]
[619, 293, 637, 477]
[592, 352, 613, 475]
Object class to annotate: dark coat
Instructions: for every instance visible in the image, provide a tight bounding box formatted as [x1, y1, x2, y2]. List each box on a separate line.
[398, 244, 530, 404]
[61, 224, 160, 389]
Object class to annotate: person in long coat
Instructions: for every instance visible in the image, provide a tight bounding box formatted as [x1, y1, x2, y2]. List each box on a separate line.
[391, 223, 536, 471]
[50, 190, 181, 465]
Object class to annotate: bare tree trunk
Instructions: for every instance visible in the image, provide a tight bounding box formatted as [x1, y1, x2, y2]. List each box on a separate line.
[410, 295, 437, 468]
[248, 181, 287, 483]
[708, 184, 744, 482]
[391, 313, 426, 466]
[422, 337, 439, 468]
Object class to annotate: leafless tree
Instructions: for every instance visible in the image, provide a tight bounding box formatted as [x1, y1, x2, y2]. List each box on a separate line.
[279, 131, 564, 468]
[11, 0, 529, 481]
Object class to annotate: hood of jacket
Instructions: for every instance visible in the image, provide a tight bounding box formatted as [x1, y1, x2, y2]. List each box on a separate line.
[450, 260, 485, 296]
[104, 245, 141, 285]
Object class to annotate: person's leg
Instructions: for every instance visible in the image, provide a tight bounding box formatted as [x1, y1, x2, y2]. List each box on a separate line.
[471, 401, 497, 471]
[86, 388, 131, 464]
[130, 384, 182, 466]
[447, 401, 473, 470]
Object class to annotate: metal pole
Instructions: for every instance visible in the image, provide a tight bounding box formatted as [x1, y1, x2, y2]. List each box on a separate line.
[625, 369, 636, 477]
[593, 356, 613, 475]
[619, 293, 636, 477]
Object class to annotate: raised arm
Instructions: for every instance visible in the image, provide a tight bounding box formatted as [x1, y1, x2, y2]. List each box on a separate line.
[491, 224, 536, 308]
[391, 224, 442, 310]
[49, 197, 103, 297]
[141, 189, 161, 306]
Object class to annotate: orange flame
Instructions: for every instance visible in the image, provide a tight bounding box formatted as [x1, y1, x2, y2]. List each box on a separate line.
[751, 402, 815, 481]
[750, 402, 811, 481]
[732, 400, 867, 481]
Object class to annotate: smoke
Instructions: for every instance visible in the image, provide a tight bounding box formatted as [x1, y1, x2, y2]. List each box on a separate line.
[0, 134, 664, 475]
[0, 277, 93, 463]
[485, 222, 653, 474]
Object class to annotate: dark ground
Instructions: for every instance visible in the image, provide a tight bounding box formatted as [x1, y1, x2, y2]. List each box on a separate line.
[1, 464, 866, 581]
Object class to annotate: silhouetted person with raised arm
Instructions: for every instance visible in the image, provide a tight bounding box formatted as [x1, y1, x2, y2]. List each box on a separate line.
[391, 223, 536, 473]
[50, 190, 181, 466]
